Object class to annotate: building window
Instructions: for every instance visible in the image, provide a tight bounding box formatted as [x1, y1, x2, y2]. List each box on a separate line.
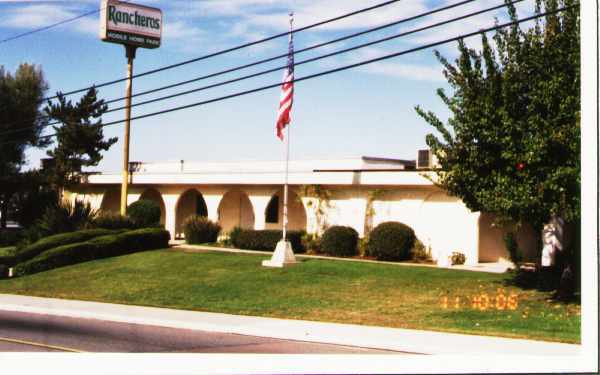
[265, 195, 279, 223]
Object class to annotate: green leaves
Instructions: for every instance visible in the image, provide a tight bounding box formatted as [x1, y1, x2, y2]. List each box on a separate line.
[44, 87, 118, 189]
[416, 0, 580, 231]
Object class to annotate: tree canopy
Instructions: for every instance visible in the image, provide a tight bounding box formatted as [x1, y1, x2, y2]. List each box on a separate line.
[0, 64, 48, 228]
[44, 87, 118, 189]
[415, 0, 580, 233]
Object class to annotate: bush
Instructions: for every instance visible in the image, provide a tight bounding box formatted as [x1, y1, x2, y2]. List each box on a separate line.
[91, 212, 137, 230]
[230, 229, 305, 253]
[503, 232, 523, 264]
[183, 215, 221, 244]
[1, 228, 121, 267]
[14, 189, 59, 229]
[0, 247, 17, 267]
[320, 226, 359, 257]
[367, 221, 416, 261]
[127, 200, 161, 227]
[14, 228, 170, 276]
[411, 239, 433, 263]
[26, 200, 97, 243]
[301, 232, 321, 254]
[451, 251, 466, 265]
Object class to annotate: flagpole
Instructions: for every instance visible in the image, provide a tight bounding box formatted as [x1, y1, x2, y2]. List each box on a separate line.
[262, 12, 297, 268]
[282, 12, 293, 243]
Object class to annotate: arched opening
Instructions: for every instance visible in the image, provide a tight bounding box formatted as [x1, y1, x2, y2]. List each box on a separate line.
[175, 189, 209, 239]
[100, 188, 120, 214]
[139, 188, 166, 225]
[264, 189, 307, 231]
[217, 189, 254, 233]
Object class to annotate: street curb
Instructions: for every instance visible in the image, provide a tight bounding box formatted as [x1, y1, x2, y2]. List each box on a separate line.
[0, 294, 580, 355]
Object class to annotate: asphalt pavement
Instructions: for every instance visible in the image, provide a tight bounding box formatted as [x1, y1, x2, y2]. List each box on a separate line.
[0, 310, 403, 353]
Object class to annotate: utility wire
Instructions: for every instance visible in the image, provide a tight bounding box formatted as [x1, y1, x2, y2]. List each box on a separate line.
[103, 0, 520, 115]
[0, 1, 131, 44]
[0, 5, 574, 148]
[0, 0, 503, 135]
[25, 0, 404, 105]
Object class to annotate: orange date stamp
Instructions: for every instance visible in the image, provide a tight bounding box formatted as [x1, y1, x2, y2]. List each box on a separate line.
[440, 290, 519, 311]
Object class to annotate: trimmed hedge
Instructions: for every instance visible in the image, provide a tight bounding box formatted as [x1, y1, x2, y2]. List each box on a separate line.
[230, 229, 305, 253]
[91, 213, 137, 230]
[367, 221, 416, 261]
[320, 226, 359, 257]
[128, 200, 162, 227]
[0, 228, 121, 267]
[183, 215, 221, 244]
[15, 228, 170, 276]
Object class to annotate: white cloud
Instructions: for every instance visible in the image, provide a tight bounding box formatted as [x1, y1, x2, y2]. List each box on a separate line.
[0, 3, 97, 35]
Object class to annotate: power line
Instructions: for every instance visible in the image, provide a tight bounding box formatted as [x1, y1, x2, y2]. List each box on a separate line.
[104, 0, 478, 105]
[0, 0, 500, 135]
[103, 0, 520, 116]
[0, 4, 574, 148]
[26, 0, 404, 105]
[0, 1, 131, 44]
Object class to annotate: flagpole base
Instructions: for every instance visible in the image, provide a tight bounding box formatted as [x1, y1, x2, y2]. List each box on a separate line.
[262, 240, 297, 268]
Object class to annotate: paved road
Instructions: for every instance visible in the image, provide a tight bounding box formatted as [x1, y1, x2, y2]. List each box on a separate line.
[0, 310, 408, 353]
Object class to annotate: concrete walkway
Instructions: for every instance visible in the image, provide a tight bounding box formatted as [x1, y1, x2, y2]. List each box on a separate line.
[0, 294, 579, 356]
[171, 242, 513, 273]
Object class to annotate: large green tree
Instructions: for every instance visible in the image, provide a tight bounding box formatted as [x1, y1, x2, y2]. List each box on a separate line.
[415, 0, 579, 259]
[44, 87, 118, 190]
[0, 64, 49, 228]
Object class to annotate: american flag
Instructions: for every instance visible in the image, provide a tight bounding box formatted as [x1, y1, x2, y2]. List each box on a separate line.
[276, 14, 294, 141]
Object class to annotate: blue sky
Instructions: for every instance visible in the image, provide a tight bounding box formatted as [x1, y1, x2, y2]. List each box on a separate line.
[0, 0, 536, 172]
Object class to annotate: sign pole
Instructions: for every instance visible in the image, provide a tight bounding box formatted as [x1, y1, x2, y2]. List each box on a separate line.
[120, 45, 137, 216]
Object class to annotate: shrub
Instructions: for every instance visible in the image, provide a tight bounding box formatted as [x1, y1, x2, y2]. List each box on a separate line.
[14, 228, 170, 276]
[301, 232, 321, 254]
[503, 232, 523, 264]
[91, 212, 137, 230]
[320, 226, 359, 257]
[228, 226, 243, 246]
[14, 189, 59, 229]
[27, 200, 97, 243]
[3, 228, 121, 267]
[451, 251, 466, 265]
[183, 215, 221, 244]
[411, 239, 433, 262]
[127, 200, 161, 227]
[367, 221, 416, 261]
[230, 229, 305, 253]
[0, 247, 17, 266]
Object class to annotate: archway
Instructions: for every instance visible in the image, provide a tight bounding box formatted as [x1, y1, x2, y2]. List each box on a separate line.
[100, 188, 120, 214]
[139, 188, 166, 225]
[217, 189, 254, 233]
[175, 189, 209, 239]
[264, 189, 307, 231]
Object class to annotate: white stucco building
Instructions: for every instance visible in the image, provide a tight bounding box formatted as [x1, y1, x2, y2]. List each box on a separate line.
[67, 156, 536, 266]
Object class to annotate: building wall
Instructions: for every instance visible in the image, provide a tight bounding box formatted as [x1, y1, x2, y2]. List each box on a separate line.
[68, 183, 534, 266]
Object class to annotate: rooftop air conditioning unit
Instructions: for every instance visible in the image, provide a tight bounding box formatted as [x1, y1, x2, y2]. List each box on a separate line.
[416, 149, 439, 169]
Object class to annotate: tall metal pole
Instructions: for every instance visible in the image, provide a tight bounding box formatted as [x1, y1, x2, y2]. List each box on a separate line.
[120, 45, 136, 216]
[282, 13, 293, 242]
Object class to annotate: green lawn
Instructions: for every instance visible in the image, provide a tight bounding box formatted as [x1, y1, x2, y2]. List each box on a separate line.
[0, 249, 580, 343]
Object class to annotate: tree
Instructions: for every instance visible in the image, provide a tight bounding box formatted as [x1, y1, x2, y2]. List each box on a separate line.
[44, 87, 118, 190]
[415, 1, 579, 272]
[0, 64, 49, 228]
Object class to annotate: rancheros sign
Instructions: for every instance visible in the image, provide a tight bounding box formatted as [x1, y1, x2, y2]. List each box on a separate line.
[99, 0, 162, 49]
